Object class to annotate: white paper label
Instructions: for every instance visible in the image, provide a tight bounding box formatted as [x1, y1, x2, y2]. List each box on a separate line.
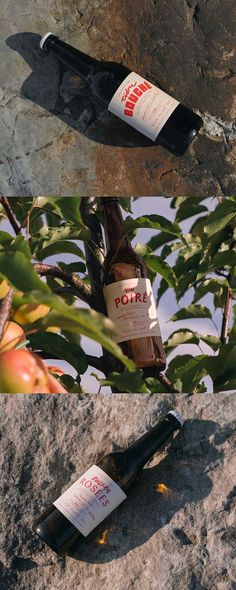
[103, 278, 161, 344]
[53, 465, 127, 537]
[108, 71, 179, 141]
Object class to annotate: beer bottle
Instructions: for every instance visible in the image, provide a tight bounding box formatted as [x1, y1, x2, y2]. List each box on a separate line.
[33, 410, 184, 557]
[39, 33, 203, 156]
[101, 198, 166, 373]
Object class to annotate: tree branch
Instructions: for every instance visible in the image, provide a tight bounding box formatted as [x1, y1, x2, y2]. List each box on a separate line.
[80, 197, 106, 314]
[220, 287, 232, 344]
[0, 289, 14, 341]
[156, 372, 179, 393]
[0, 197, 21, 235]
[34, 263, 92, 306]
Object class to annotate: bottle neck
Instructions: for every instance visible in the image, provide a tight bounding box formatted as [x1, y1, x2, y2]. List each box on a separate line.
[125, 414, 181, 469]
[43, 35, 98, 81]
[101, 198, 132, 254]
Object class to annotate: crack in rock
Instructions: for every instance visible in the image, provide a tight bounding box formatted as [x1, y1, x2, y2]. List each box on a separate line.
[198, 111, 236, 141]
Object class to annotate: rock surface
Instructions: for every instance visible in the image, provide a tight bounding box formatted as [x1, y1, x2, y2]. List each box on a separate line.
[0, 393, 236, 590]
[0, 0, 235, 196]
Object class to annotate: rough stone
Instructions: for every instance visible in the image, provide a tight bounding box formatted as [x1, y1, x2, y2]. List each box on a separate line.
[0, 0, 235, 196]
[0, 393, 235, 589]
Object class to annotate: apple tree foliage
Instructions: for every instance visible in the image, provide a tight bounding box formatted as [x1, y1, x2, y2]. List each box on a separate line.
[0, 196, 235, 393]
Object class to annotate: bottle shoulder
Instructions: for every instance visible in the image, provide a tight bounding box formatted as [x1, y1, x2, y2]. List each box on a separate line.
[98, 450, 140, 491]
[88, 62, 131, 106]
[102, 251, 148, 284]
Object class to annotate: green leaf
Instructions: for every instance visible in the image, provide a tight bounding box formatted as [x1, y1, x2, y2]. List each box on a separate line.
[165, 329, 199, 351]
[206, 344, 236, 381]
[58, 261, 87, 274]
[36, 225, 91, 252]
[193, 278, 228, 304]
[10, 236, 32, 260]
[170, 305, 212, 321]
[19, 291, 136, 371]
[174, 253, 202, 299]
[37, 240, 86, 261]
[199, 334, 220, 351]
[93, 368, 150, 393]
[197, 251, 236, 279]
[49, 197, 83, 225]
[147, 232, 177, 252]
[0, 231, 14, 247]
[143, 254, 177, 287]
[119, 197, 133, 213]
[165, 354, 208, 392]
[157, 277, 169, 301]
[61, 374, 82, 393]
[0, 252, 50, 293]
[170, 197, 188, 209]
[124, 214, 183, 239]
[214, 374, 236, 392]
[175, 197, 208, 222]
[165, 329, 220, 354]
[204, 199, 236, 237]
[29, 332, 88, 375]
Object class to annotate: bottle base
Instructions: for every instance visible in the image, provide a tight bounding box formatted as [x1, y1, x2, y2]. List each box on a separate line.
[157, 106, 203, 156]
[33, 525, 68, 558]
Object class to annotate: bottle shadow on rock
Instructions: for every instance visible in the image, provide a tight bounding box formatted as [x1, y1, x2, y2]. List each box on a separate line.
[6, 33, 154, 148]
[69, 418, 222, 564]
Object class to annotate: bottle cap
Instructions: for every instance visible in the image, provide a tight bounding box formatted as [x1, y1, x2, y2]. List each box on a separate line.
[39, 32, 54, 51]
[167, 410, 184, 427]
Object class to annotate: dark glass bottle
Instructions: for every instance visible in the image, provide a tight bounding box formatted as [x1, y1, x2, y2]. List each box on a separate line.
[33, 411, 183, 557]
[39, 33, 203, 156]
[101, 197, 166, 373]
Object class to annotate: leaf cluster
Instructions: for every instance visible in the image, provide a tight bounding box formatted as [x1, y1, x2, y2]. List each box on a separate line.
[0, 196, 235, 393]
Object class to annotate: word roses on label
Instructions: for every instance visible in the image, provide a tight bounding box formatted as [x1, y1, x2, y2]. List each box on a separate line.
[79, 474, 111, 507]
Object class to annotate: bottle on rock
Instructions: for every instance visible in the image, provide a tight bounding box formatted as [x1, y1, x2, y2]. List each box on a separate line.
[39, 33, 203, 156]
[33, 410, 184, 557]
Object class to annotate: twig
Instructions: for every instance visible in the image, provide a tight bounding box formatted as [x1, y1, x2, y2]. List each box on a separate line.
[0, 289, 14, 341]
[156, 373, 179, 393]
[80, 197, 106, 313]
[0, 197, 21, 235]
[34, 263, 92, 306]
[220, 287, 232, 344]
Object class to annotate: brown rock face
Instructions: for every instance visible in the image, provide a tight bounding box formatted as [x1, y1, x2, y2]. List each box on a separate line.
[1, 0, 235, 195]
[0, 393, 235, 589]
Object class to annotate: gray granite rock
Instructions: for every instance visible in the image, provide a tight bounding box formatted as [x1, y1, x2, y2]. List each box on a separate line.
[0, 393, 235, 589]
[0, 0, 235, 196]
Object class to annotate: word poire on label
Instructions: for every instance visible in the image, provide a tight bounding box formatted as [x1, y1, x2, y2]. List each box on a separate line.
[114, 289, 149, 309]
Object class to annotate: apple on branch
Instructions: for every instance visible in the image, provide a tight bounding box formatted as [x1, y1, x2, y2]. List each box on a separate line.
[0, 350, 68, 394]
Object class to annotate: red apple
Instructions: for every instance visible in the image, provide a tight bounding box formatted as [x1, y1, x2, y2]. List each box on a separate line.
[0, 349, 49, 393]
[0, 349, 68, 394]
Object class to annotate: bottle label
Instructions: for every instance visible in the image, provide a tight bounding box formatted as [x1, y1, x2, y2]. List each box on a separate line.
[108, 71, 179, 141]
[103, 278, 161, 343]
[53, 465, 127, 537]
